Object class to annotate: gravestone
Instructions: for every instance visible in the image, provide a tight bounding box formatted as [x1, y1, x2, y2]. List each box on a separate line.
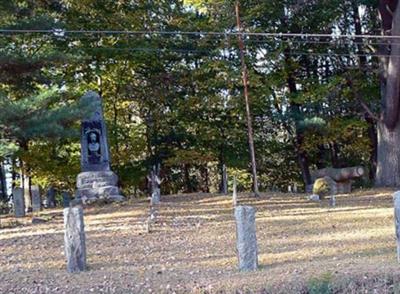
[76, 91, 124, 204]
[221, 164, 228, 195]
[148, 165, 162, 205]
[63, 200, 86, 273]
[45, 186, 56, 208]
[31, 185, 41, 212]
[62, 191, 71, 208]
[234, 205, 258, 271]
[13, 187, 25, 218]
[329, 195, 336, 207]
[232, 176, 237, 207]
[23, 177, 32, 212]
[394, 192, 400, 262]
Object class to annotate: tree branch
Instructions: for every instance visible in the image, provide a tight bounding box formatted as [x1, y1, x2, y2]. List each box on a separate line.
[346, 77, 380, 122]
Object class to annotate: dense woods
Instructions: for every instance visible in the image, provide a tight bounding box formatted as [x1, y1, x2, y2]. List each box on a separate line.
[0, 0, 399, 201]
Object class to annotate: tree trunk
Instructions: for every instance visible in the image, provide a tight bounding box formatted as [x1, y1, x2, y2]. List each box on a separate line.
[183, 164, 193, 193]
[366, 117, 378, 180]
[0, 161, 7, 202]
[376, 121, 400, 186]
[200, 164, 209, 193]
[20, 159, 32, 212]
[376, 0, 400, 186]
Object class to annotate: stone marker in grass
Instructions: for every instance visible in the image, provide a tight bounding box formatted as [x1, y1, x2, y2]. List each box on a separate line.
[234, 205, 258, 271]
[64, 200, 86, 273]
[45, 186, 56, 208]
[394, 191, 400, 262]
[148, 164, 162, 205]
[232, 176, 237, 207]
[31, 185, 41, 213]
[62, 191, 71, 208]
[13, 187, 25, 218]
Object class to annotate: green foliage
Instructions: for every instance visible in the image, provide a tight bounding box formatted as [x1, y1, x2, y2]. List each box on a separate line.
[313, 177, 335, 199]
[307, 273, 332, 294]
[0, 0, 383, 193]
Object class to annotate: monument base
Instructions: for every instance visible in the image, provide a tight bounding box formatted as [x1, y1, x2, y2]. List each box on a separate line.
[76, 171, 125, 204]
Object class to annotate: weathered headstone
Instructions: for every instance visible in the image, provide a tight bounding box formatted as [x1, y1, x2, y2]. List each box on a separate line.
[31, 185, 41, 213]
[394, 192, 400, 262]
[23, 176, 32, 212]
[221, 164, 228, 195]
[0, 164, 6, 202]
[309, 194, 320, 202]
[62, 191, 71, 208]
[146, 202, 158, 233]
[234, 205, 258, 271]
[13, 187, 25, 218]
[232, 176, 237, 207]
[148, 165, 162, 205]
[76, 91, 124, 203]
[63, 200, 86, 273]
[45, 186, 56, 208]
[329, 195, 336, 207]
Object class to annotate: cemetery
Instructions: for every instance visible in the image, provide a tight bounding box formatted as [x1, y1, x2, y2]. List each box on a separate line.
[2, 1, 400, 293]
[1, 189, 400, 293]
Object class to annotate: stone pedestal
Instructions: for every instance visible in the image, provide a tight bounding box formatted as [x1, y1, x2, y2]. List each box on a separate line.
[76, 171, 124, 203]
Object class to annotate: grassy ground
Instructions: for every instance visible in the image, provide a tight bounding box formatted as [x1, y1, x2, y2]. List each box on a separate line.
[1, 189, 400, 293]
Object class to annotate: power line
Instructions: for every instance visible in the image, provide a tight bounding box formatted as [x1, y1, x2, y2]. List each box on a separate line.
[0, 28, 400, 40]
[2, 44, 395, 58]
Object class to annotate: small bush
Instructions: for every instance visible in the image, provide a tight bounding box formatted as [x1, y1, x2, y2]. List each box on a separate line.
[313, 177, 336, 199]
[307, 273, 332, 294]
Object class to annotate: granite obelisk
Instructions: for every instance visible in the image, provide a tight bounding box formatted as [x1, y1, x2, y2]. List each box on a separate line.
[76, 91, 124, 203]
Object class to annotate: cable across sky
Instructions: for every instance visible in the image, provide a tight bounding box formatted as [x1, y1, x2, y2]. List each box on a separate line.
[0, 29, 399, 40]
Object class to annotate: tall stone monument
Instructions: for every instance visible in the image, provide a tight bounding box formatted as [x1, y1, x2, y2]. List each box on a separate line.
[76, 91, 124, 203]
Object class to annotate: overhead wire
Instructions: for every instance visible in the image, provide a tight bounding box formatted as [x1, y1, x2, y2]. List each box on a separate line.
[0, 28, 398, 58]
[0, 29, 399, 41]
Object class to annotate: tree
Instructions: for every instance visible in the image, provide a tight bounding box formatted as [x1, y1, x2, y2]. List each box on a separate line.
[375, 0, 400, 186]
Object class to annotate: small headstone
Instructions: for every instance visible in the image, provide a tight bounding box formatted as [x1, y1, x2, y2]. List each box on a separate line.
[62, 192, 71, 208]
[63, 201, 86, 273]
[394, 192, 400, 262]
[232, 176, 237, 207]
[329, 195, 336, 207]
[148, 165, 162, 205]
[309, 194, 320, 202]
[288, 185, 292, 193]
[13, 187, 25, 218]
[45, 186, 56, 208]
[31, 185, 41, 213]
[151, 187, 160, 205]
[221, 164, 228, 195]
[234, 205, 258, 271]
[293, 183, 298, 193]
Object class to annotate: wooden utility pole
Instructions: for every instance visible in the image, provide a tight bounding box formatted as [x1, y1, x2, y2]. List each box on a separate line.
[235, 2, 259, 197]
